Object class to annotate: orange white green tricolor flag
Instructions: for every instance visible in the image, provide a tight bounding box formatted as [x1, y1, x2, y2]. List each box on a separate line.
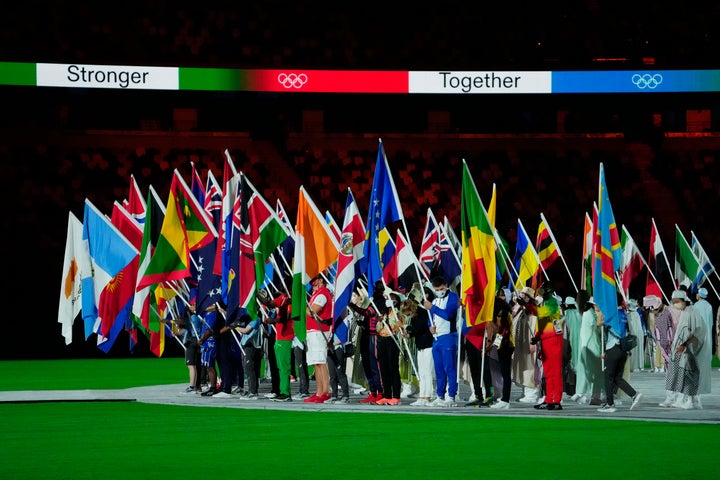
[460, 161, 496, 328]
[291, 186, 340, 342]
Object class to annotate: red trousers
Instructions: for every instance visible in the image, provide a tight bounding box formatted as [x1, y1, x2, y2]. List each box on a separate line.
[540, 334, 564, 404]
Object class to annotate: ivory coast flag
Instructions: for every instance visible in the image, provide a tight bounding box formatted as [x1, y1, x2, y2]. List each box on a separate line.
[291, 186, 340, 342]
[460, 161, 496, 328]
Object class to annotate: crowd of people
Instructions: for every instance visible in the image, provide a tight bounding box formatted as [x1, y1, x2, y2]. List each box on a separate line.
[169, 273, 718, 412]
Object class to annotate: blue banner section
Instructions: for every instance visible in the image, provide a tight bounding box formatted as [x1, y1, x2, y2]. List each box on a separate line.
[552, 70, 720, 93]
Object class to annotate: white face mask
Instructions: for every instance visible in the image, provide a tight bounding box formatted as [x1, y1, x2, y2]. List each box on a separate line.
[434, 288, 447, 298]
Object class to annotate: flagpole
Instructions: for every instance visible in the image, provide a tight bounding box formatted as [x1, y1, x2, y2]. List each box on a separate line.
[540, 212, 578, 293]
[619, 225, 671, 305]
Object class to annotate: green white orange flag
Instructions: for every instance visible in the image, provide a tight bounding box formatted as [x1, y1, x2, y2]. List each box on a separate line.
[460, 161, 496, 328]
[291, 186, 340, 342]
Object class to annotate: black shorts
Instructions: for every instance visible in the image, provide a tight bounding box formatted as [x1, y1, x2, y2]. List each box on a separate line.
[185, 342, 201, 366]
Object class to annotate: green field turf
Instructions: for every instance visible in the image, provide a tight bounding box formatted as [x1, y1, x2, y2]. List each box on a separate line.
[0, 358, 717, 479]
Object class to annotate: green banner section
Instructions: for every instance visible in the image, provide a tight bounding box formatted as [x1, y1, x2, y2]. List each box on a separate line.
[0, 62, 36, 86]
[179, 67, 248, 91]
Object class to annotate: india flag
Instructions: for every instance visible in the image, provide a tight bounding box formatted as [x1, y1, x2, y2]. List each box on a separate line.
[291, 187, 340, 342]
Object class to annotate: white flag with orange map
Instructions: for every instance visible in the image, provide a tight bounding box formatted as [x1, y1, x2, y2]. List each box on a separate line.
[58, 211, 86, 345]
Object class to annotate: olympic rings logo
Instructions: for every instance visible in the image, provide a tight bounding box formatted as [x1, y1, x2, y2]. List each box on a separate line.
[631, 73, 663, 89]
[277, 73, 308, 89]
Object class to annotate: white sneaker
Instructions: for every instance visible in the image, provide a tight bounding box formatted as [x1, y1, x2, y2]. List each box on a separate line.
[597, 404, 616, 413]
[443, 396, 457, 407]
[672, 398, 694, 410]
[213, 391, 233, 398]
[409, 399, 429, 407]
[490, 400, 509, 409]
[630, 393, 643, 410]
[430, 397, 447, 407]
[692, 396, 703, 410]
[658, 391, 676, 407]
[518, 396, 538, 404]
[264, 393, 277, 399]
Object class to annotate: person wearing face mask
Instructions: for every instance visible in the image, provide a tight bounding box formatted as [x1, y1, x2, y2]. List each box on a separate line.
[664, 289, 706, 409]
[423, 276, 460, 407]
[511, 286, 541, 404]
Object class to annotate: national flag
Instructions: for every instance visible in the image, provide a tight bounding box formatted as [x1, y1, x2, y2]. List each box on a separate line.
[618, 225, 645, 295]
[334, 188, 366, 322]
[122, 174, 146, 226]
[419, 208, 441, 277]
[443, 215, 462, 258]
[580, 210, 594, 293]
[190, 161, 206, 206]
[111, 201, 143, 250]
[132, 186, 166, 356]
[513, 218, 540, 290]
[80, 199, 139, 352]
[645, 218, 671, 300]
[110, 201, 144, 349]
[494, 230, 511, 284]
[193, 170, 223, 313]
[674, 225, 700, 292]
[690, 231, 715, 292]
[364, 139, 403, 297]
[384, 229, 422, 292]
[437, 221, 462, 291]
[460, 163, 496, 328]
[536, 216, 560, 270]
[238, 173, 291, 320]
[379, 228, 396, 286]
[137, 170, 216, 289]
[58, 211, 85, 345]
[323, 210, 341, 286]
[592, 163, 624, 336]
[291, 186, 340, 342]
[213, 149, 239, 277]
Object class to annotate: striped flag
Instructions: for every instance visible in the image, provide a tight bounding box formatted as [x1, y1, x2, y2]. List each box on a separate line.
[645, 218, 671, 302]
[690, 231, 715, 292]
[460, 162, 496, 328]
[334, 188, 366, 322]
[513, 218, 540, 290]
[291, 187, 340, 341]
[536, 216, 560, 270]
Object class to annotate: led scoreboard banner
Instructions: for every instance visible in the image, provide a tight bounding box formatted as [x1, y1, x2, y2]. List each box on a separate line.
[2, 62, 720, 94]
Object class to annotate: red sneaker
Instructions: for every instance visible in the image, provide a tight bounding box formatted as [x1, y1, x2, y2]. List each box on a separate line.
[373, 397, 389, 405]
[359, 393, 377, 404]
[303, 394, 319, 403]
[317, 392, 332, 403]
[387, 398, 401, 406]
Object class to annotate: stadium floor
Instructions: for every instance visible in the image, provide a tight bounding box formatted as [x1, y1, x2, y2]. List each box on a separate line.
[2, 368, 719, 424]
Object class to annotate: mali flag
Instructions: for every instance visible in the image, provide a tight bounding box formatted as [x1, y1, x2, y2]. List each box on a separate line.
[460, 161, 496, 328]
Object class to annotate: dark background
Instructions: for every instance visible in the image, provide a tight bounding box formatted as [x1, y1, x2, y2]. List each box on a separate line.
[2, 2, 720, 359]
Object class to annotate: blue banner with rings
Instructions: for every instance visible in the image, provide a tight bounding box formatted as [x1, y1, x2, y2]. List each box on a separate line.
[552, 70, 720, 93]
